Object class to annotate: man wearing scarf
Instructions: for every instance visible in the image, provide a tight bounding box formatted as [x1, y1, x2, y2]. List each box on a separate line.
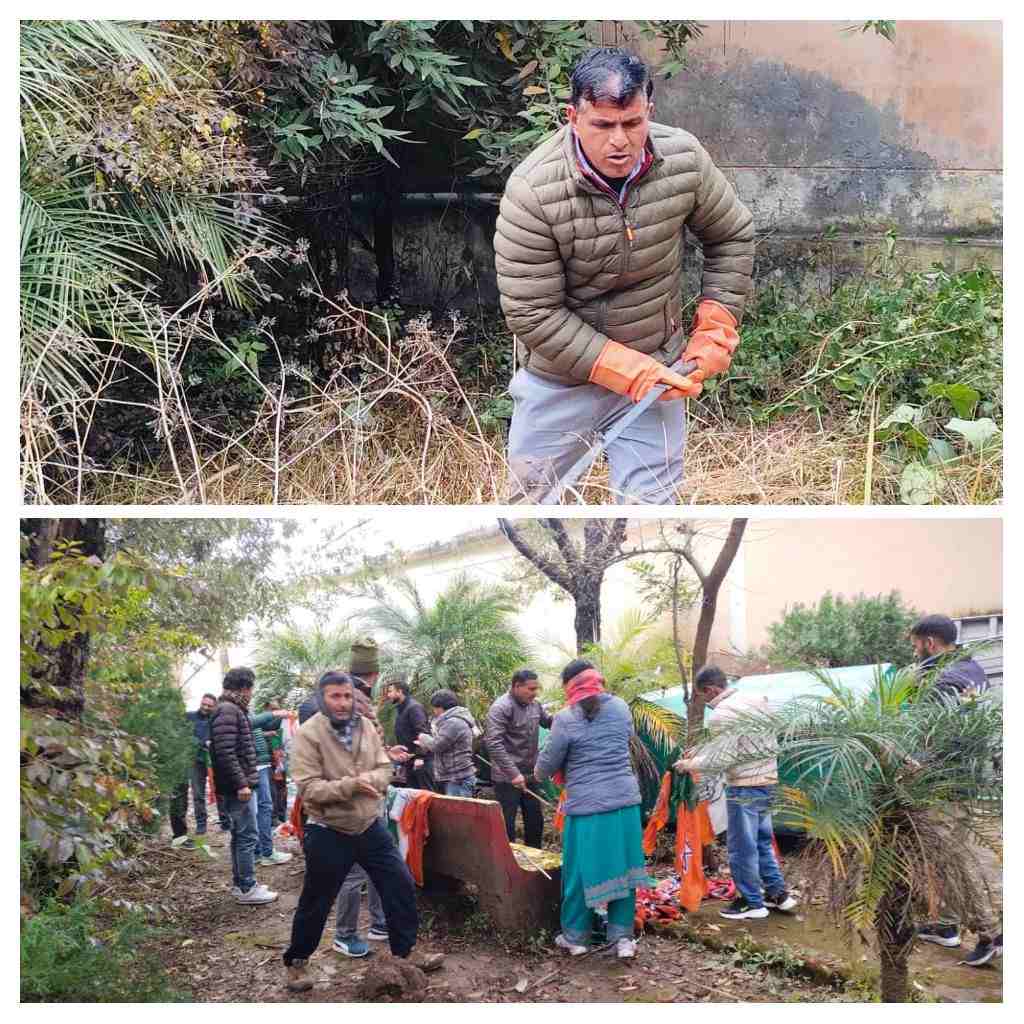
[209, 667, 278, 905]
[535, 659, 651, 959]
[282, 670, 443, 993]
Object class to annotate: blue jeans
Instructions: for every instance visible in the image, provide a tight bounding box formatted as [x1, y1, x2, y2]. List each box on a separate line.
[726, 786, 786, 909]
[224, 793, 258, 892]
[254, 765, 274, 858]
[444, 775, 476, 797]
[284, 820, 418, 962]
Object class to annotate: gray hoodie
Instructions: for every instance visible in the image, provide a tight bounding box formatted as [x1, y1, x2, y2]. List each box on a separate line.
[417, 706, 479, 783]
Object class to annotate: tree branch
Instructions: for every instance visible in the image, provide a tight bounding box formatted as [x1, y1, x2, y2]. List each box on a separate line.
[497, 518, 575, 594]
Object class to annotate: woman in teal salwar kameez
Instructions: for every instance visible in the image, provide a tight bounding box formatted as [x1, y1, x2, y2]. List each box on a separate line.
[535, 659, 652, 959]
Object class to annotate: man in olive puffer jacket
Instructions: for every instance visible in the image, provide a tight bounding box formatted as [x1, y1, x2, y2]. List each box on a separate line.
[495, 47, 754, 504]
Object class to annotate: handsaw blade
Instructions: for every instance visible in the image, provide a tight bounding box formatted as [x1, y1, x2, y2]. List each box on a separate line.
[538, 359, 699, 504]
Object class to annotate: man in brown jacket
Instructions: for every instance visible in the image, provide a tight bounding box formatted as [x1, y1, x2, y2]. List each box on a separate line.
[282, 670, 442, 992]
[495, 47, 754, 504]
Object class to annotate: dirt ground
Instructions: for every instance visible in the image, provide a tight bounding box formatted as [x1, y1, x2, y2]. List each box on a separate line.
[137, 827, 833, 1004]
[122, 813, 1001, 1004]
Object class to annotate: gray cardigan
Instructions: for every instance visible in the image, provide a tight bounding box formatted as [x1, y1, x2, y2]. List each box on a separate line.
[533, 693, 641, 816]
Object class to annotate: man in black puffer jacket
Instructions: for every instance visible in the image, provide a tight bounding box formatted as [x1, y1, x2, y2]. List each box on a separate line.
[210, 667, 278, 906]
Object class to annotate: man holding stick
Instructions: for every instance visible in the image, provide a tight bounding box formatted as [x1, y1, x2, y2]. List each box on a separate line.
[485, 669, 553, 849]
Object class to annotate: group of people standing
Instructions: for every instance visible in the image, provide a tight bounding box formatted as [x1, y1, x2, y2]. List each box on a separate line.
[169, 610, 998, 994]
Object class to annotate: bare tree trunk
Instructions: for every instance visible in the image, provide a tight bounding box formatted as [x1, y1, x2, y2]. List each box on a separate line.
[574, 583, 601, 652]
[685, 519, 747, 741]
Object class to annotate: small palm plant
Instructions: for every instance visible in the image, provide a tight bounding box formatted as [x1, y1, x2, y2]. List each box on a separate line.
[691, 666, 1002, 1002]
[250, 619, 354, 708]
[362, 574, 532, 721]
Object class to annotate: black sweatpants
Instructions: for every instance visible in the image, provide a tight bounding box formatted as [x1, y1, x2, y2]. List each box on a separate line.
[283, 819, 418, 963]
[494, 778, 545, 849]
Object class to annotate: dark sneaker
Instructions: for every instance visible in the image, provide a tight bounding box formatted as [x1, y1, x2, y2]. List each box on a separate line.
[764, 890, 798, 912]
[917, 923, 961, 947]
[962, 934, 1002, 967]
[720, 898, 769, 920]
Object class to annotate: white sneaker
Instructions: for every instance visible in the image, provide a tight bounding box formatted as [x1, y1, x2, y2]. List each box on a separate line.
[555, 933, 588, 956]
[229, 885, 243, 897]
[366, 927, 389, 942]
[236, 883, 278, 905]
[616, 938, 637, 959]
[258, 850, 293, 866]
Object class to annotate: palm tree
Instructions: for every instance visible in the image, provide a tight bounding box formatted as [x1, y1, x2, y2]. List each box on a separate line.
[20, 21, 281, 420]
[250, 619, 354, 708]
[361, 574, 531, 721]
[691, 667, 1003, 1002]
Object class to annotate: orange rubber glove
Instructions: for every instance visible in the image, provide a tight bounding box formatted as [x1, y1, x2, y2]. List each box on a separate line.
[684, 299, 741, 379]
[589, 340, 703, 402]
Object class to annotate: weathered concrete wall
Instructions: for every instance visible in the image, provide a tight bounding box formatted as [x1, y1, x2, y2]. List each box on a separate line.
[638, 20, 1002, 240]
[348, 20, 1002, 308]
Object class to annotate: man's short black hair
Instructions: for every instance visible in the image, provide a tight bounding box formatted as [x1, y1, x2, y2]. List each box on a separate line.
[570, 47, 653, 109]
[317, 669, 353, 691]
[694, 665, 728, 693]
[430, 689, 459, 711]
[388, 678, 412, 697]
[561, 659, 593, 685]
[201, 692, 218, 702]
[910, 615, 958, 646]
[223, 667, 255, 691]
[511, 668, 539, 689]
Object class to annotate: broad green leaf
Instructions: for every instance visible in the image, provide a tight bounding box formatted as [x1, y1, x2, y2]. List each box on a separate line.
[926, 438, 956, 464]
[926, 383, 980, 418]
[900, 462, 942, 505]
[945, 417, 1000, 450]
[879, 404, 923, 429]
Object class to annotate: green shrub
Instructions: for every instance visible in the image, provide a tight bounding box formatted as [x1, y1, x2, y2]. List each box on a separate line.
[715, 260, 1003, 431]
[21, 898, 183, 1002]
[765, 591, 918, 669]
[119, 683, 195, 799]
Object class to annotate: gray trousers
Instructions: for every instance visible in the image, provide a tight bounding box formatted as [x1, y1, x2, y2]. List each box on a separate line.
[506, 368, 687, 504]
[334, 863, 386, 940]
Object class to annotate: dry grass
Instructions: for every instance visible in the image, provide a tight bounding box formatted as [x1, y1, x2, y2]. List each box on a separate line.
[21, 292, 1001, 507]
[27, 403, 1001, 507]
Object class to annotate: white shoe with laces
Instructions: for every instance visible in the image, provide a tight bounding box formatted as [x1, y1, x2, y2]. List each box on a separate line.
[236, 883, 278, 905]
[555, 933, 588, 956]
[616, 938, 637, 959]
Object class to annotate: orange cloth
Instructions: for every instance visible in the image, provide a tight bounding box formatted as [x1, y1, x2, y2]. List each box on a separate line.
[676, 799, 715, 913]
[207, 767, 218, 805]
[552, 788, 567, 833]
[399, 791, 435, 886]
[589, 339, 703, 402]
[642, 772, 672, 855]
[289, 794, 305, 842]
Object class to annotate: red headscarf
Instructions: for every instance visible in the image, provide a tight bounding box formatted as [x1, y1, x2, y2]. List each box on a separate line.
[564, 667, 605, 705]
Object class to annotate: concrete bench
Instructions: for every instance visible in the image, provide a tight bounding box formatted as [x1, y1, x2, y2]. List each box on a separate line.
[421, 794, 561, 933]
